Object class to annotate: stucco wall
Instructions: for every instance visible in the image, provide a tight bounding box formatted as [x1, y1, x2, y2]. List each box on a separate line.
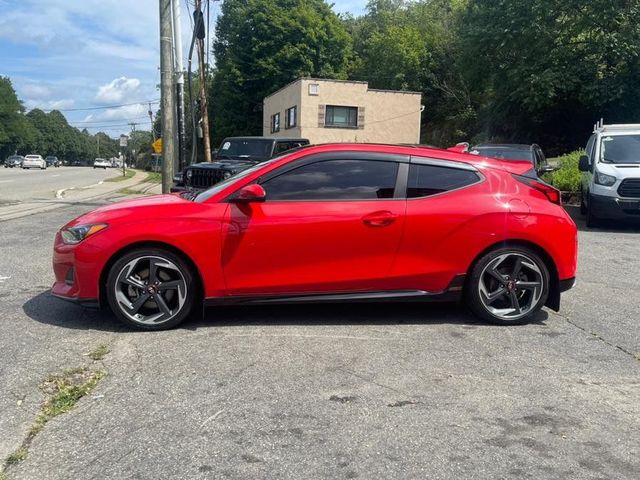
[263, 79, 303, 138]
[263, 78, 422, 144]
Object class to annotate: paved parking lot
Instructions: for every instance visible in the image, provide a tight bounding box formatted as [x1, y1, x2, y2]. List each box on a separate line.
[0, 201, 638, 479]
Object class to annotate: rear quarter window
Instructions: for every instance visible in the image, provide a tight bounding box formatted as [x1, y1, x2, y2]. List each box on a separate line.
[408, 164, 480, 198]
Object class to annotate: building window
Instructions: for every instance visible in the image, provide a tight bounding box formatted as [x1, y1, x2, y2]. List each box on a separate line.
[286, 106, 297, 129]
[325, 106, 358, 128]
[309, 83, 319, 96]
[271, 112, 280, 133]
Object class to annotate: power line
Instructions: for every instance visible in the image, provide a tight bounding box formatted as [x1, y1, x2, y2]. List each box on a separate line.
[32, 99, 160, 113]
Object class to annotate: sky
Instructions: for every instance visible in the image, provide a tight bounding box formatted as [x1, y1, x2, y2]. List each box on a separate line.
[0, 0, 367, 137]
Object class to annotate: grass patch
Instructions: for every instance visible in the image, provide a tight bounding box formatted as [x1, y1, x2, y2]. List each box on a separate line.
[116, 187, 152, 196]
[2, 366, 105, 475]
[40, 368, 104, 419]
[5, 447, 27, 465]
[104, 169, 135, 182]
[144, 171, 162, 184]
[88, 344, 109, 361]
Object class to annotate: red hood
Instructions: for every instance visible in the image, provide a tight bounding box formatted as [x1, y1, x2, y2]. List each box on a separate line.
[63, 194, 194, 228]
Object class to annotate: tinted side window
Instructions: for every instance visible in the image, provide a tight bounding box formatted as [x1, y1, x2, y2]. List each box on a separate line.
[408, 164, 479, 198]
[263, 159, 398, 201]
[274, 142, 292, 155]
[586, 134, 596, 160]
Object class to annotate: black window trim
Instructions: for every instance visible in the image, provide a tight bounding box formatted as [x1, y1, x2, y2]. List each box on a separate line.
[406, 156, 484, 200]
[256, 151, 410, 203]
[324, 105, 359, 129]
[271, 112, 281, 133]
[285, 105, 297, 129]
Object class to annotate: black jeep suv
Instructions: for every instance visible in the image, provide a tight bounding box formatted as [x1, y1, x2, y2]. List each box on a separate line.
[173, 137, 309, 192]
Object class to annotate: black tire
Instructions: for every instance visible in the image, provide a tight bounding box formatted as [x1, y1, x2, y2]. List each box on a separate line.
[465, 246, 550, 325]
[585, 193, 599, 228]
[106, 248, 197, 330]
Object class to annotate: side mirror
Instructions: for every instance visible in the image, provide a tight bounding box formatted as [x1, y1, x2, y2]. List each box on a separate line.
[578, 155, 590, 172]
[538, 164, 556, 174]
[230, 183, 266, 203]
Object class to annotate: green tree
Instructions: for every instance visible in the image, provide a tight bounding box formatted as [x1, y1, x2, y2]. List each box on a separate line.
[210, 0, 353, 144]
[461, 0, 640, 152]
[0, 77, 34, 159]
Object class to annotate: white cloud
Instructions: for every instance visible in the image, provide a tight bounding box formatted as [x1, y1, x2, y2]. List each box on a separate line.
[20, 84, 52, 99]
[83, 103, 147, 123]
[95, 77, 141, 103]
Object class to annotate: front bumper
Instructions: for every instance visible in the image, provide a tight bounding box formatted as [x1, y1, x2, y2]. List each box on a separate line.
[52, 232, 101, 306]
[591, 193, 640, 220]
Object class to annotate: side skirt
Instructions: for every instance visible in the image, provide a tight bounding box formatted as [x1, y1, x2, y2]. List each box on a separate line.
[204, 275, 466, 307]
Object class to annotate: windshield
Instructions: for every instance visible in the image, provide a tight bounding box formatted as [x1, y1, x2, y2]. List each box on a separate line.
[600, 135, 640, 164]
[194, 156, 282, 203]
[217, 139, 272, 158]
[472, 148, 533, 162]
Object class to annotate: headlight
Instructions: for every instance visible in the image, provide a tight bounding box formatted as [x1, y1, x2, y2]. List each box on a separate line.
[60, 224, 108, 245]
[223, 170, 233, 179]
[594, 171, 616, 186]
[186, 169, 193, 179]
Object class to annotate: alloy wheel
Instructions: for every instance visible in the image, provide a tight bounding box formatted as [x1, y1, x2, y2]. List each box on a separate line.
[477, 252, 544, 321]
[113, 255, 187, 325]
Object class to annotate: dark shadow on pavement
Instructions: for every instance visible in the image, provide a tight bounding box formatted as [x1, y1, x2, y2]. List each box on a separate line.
[25, 290, 549, 331]
[564, 205, 640, 233]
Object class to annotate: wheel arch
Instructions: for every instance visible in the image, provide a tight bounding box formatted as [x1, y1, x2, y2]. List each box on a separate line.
[465, 239, 561, 311]
[98, 240, 205, 309]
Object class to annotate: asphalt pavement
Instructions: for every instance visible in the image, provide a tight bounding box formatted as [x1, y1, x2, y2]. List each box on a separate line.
[0, 167, 116, 203]
[0, 199, 638, 479]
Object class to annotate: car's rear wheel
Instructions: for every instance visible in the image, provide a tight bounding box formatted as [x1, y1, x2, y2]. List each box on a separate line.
[466, 247, 549, 325]
[106, 248, 196, 330]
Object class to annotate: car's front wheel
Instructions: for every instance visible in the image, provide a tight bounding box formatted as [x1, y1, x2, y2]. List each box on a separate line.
[106, 248, 197, 330]
[466, 247, 549, 325]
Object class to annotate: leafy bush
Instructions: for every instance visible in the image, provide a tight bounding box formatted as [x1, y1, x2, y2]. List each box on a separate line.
[546, 150, 584, 192]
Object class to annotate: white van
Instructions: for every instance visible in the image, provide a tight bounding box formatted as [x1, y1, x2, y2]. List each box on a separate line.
[579, 122, 640, 227]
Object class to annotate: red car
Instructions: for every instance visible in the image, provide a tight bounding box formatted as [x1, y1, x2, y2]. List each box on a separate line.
[52, 144, 577, 330]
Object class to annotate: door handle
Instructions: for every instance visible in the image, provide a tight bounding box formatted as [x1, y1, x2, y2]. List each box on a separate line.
[362, 211, 398, 227]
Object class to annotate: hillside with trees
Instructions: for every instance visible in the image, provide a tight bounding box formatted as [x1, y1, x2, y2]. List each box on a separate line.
[0, 77, 120, 161]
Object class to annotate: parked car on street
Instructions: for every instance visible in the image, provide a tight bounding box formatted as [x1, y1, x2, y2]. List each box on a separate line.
[469, 144, 554, 176]
[45, 156, 61, 167]
[579, 122, 640, 227]
[172, 136, 310, 192]
[4, 155, 24, 168]
[53, 143, 577, 330]
[22, 154, 46, 169]
[93, 158, 111, 169]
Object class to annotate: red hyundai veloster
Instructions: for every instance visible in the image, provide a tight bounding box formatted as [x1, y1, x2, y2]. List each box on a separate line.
[52, 144, 577, 330]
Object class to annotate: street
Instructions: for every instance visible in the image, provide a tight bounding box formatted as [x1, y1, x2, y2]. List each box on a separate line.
[0, 167, 116, 204]
[0, 196, 638, 479]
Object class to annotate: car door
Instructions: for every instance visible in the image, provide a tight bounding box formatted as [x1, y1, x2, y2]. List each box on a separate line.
[391, 156, 485, 293]
[221, 152, 408, 296]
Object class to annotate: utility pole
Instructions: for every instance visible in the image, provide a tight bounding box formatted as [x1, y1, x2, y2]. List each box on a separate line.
[159, 0, 176, 193]
[172, 0, 187, 171]
[194, 0, 212, 162]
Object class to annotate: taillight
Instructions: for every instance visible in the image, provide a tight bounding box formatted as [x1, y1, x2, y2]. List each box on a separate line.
[512, 174, 561, 205]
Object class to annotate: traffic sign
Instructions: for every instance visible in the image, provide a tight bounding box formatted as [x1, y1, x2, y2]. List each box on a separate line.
[119, 135, 128, 147]
[152, 138, 163, 154]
